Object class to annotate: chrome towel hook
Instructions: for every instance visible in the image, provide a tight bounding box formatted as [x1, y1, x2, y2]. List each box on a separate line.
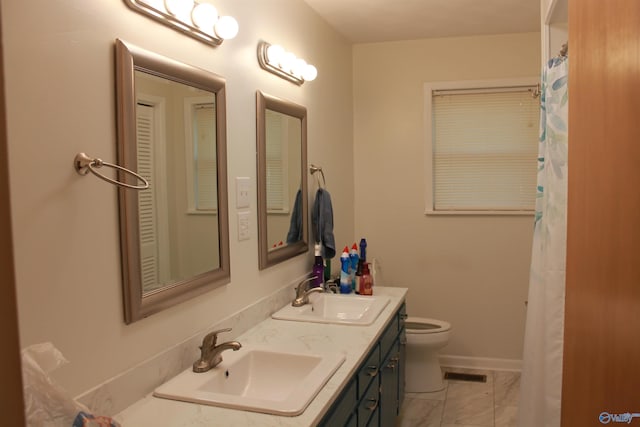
[74, 152, 149, 190]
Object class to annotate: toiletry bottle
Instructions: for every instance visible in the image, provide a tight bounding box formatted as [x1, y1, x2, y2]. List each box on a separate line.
[355, 238, 367, 294]
[339, 246, 352, 294]
[360, 262, 373, 295]
[324, 258, 331, 283]
[349, 243, 359, 292]
[311, 243, 324, 288]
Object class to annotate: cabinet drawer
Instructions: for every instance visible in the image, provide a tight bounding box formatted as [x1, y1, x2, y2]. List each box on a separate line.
[357, 377, 379, 427]
[357, 344, 380, 399]
[399, 303, 407, 330]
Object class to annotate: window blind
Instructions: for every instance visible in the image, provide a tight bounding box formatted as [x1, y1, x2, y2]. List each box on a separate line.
[193, 104, 217, 211]
[432, 89, 539, 211]
[265, 110, 286, 212]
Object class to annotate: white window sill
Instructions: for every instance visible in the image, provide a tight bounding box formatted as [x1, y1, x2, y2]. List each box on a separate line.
[425, 209, 534, 216]
[186, 210, 218, 216]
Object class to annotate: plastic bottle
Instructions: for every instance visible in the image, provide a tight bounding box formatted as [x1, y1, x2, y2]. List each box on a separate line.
[359, 262, 374, 295]
[323, 258, 331, 283]
[339, 246, 352, 294]
[349, 243, 359, 292]
[311, 243, 324, 288]
[355, 238, 367, 294]
[359, 238, 367, 264]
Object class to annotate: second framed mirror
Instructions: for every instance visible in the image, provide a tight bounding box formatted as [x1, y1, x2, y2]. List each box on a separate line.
[256, 91, 308, 269]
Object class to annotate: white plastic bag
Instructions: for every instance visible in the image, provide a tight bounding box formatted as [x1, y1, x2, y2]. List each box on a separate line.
[22, 343, 120, 427]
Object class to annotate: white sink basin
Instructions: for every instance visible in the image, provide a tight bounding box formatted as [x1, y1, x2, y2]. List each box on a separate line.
[153, 347, 345, 416]
[272, 293, 390, 325]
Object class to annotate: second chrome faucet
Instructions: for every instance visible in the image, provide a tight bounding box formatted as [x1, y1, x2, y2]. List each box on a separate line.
[193, 328, 241, 373]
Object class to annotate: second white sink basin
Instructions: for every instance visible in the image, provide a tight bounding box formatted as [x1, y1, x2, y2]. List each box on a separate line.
[272, 293, 390, 325]
[153, 347, 345, 416]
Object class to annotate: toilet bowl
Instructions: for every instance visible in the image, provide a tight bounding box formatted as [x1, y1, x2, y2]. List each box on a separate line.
[405, 317, 451, 392]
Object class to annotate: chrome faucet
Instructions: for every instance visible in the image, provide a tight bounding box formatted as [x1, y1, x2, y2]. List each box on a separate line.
[193, 328, 242, 373]
[292, 277, 324, 307]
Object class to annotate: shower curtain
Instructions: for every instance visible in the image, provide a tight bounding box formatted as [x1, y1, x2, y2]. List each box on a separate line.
[518, 55, 568, 427]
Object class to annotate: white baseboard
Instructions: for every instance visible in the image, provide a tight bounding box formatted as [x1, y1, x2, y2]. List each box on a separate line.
[439, 354, 522, 372]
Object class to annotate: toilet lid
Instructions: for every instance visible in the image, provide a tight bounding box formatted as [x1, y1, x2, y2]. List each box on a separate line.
[405, 317, 451, 334]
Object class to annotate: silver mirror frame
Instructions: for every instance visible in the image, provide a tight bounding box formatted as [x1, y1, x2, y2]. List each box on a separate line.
[115, 39, 230, 323]
[256, 91, 308, 270]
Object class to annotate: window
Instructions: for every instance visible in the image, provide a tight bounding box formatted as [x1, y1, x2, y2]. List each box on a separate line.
[185, 97, 218, 214]
[424, 79, 540, 214]
[265, 109, 290, 214]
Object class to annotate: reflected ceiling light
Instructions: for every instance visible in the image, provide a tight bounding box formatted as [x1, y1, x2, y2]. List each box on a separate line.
[257, 41, 318, 85]
[124, 0, 238, 47]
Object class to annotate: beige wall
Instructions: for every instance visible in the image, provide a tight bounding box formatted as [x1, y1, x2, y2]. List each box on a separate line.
[353, 33, 540, 361]
[3, 0, 353, 396]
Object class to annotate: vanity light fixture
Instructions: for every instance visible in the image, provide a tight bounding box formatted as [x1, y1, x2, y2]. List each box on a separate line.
[124, 0, 238, 47]
[257, 41, 318, 85]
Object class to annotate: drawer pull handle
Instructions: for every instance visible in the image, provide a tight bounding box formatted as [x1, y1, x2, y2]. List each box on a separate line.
[365, 398, 378, 411]
[386, 361, 397, 371]
[400, 313, 408, 320]
[366, 365, 378, 377]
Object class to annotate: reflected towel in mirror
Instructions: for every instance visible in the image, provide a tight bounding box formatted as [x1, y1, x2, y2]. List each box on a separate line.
[286, 189, 303, 244]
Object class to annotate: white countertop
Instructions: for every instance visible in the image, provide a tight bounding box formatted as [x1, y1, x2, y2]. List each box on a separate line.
[115, 287, 407, 427]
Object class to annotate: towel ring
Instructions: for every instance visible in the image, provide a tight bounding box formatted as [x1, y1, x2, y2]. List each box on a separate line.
[74, 152, 149, 190]
[309, 164, 326, 188]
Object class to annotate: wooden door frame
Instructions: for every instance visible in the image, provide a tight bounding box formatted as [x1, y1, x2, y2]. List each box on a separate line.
[0, 3, 26, 425]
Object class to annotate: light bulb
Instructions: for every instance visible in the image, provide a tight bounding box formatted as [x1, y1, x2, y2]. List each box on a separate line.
[165, 0, 195, 21]
[266, 44, 284, 66]
[214, 15, 238, 40]
[191, 3, 218, 32]
[291, 58, 307, 78]
[303, 64, 317, 81]
[280, 52, 296, 72]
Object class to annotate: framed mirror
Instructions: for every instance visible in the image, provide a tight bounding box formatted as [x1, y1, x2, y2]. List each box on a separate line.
[256, 91, 308, 270]
[115, 39, 230, 323]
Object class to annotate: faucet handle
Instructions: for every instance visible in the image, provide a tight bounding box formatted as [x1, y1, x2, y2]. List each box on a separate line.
[202, 327, 232, 349]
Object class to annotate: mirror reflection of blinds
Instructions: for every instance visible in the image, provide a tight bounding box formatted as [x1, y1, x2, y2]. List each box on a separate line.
[193, 104, 217, 211]
[432, 89, 539, 211]
[265, 110, 285, 211]
[136, 103, 159, 290]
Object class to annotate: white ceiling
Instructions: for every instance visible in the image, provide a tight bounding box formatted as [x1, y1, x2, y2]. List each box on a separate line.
[302, 0, 541, 43]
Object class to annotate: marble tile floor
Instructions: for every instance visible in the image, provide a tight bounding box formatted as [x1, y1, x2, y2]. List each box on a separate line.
[397, 367, 520, 427]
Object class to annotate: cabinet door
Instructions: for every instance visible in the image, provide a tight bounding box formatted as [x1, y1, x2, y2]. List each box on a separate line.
[380, 339, 400, 427]
[319, 378, 357, 427]
[398, 304, 407, 410]
[398, 329, 406, 409]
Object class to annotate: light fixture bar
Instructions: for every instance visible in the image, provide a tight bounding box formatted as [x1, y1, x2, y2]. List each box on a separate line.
[257, 41, 317, 85]
[123, 0, 238, 47]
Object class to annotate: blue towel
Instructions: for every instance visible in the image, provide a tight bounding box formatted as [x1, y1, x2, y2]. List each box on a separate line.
[286, 189, 303, 244]
[312, 188, 336, 259]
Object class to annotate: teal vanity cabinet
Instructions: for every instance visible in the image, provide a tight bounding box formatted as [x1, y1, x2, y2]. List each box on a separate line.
[319, 303, 406, 427]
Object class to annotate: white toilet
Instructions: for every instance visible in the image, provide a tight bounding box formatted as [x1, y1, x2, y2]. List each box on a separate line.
[405, 317, 451, 392]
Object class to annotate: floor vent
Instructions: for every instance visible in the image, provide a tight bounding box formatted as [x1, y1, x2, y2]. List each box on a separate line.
[444, 371, 487, 383]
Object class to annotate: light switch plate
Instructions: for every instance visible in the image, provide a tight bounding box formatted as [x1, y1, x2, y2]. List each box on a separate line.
[236, 177, 250, 208]
[237, 211, 250, 241]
